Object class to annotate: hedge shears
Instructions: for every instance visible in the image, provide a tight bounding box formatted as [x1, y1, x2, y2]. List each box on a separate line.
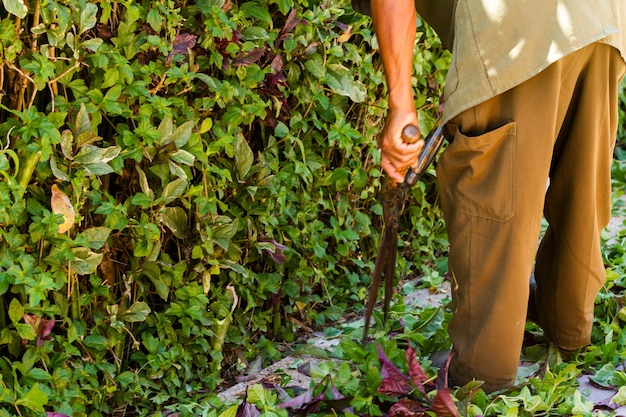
[363, 117, 445, 340]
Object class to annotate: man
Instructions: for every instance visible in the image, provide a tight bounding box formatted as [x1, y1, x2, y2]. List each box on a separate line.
[355, 0, 626, 392]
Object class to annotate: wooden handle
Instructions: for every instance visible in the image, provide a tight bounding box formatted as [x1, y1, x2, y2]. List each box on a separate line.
[401, 124, 420, 144]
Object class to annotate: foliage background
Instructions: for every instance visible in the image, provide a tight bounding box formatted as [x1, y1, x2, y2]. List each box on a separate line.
[0, 0, 624, 416]
[0, 0, 450, 415]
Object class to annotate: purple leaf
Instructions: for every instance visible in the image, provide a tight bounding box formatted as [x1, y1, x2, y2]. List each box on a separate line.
[430, 388, 460, 417]
[377, 344, 413, 397]
[236, 389, 261, 417]
[389, 399, 428, 417]
[172, 33, 196, 55]
[329, 380, 345, 401]
[258, 236, 288, 265]
[166, 33, 197, 64]
[236, 401, 260, 417]
[406, 345, 430, 396]
[270, 54, 283, 73]
[279, 9, 302, 40]
[277, 375, 329, 413]
[277, 387, 316, 409]
[23, 314, 55, 346]
[232, 47, 266, 66]
[436, 352, 454, 390]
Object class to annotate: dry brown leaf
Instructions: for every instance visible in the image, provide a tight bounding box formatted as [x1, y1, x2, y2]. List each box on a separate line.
[51, 184, 75, 234]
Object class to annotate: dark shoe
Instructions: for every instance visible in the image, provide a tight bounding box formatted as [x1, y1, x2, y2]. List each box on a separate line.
[429, 350, 457, 389]
[429, 349, 452, 369]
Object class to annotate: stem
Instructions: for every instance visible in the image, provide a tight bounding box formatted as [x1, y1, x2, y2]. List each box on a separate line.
[31, 0, 41, 50]
[68, 265, 80, 321]
[16, 150, 41, 198]
[0, 293, 7, 330]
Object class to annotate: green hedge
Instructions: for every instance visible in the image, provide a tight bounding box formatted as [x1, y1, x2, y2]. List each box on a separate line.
[0, 0, 450, 415]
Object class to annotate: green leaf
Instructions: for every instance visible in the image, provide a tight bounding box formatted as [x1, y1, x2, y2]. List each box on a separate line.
[172, 120, 195, 147]
[74, 145, 121, 164]
[15, 383, 48, 412]
[274, 122, 289, 138]
[270, 0, 292, 14]
[131, 192, 154, 208]
[101, 67, 120, 89]
[218, 405, 239, 417]
[61, 129, 74, 159]
[82, 226, 112, 250]
[159, 206, 188, 239]
[572, 390, 593, 414]
[83, 334, 109, 350]
[240, 2, 272, 27]
[120, 301, 151, 322]
[146, 9, 163, 32]
[82, 161, 115, 175]
[70, 247, 104, 275]
[27, 368, 52, 381]
[304, 54, 325, 79]
[82, 38, 103, 52]
[612, 386, 626, 405]
[325, 71, 367, 103]
[79, 3, 98, 34]
[161, 178, 187, 205]
[8, 298, 24, 325]
[140, 262, 169, 301]
[212, 218, 239, 250]
[2, 0, 27, 18]
[235, 133, 254, 180]
[75, 102, 92, 136]
[15, 323, 36, 340]
[136, 166, 154, 199]
[50, 156, 70, 181]
[169, 149, 196, 166]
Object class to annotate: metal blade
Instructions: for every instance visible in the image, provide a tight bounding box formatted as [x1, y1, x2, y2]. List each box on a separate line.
[363, 117, 447, 341]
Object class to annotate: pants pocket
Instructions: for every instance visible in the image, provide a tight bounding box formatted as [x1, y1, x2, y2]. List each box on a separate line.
[437, 121, 516, 222]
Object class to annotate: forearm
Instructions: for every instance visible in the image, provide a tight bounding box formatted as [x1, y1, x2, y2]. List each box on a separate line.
[371, 0, 416, 114]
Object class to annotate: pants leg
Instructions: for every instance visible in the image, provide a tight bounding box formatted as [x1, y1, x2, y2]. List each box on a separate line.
[534, 45, 626, 351]
[436, 43, 625, 392]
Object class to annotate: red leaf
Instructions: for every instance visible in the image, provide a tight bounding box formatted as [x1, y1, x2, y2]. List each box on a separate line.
[236, 391, 261, 417]
[166, 33, 197, 64]
[270, 54, 283, 73]
[279, 9, 302, 38]
[406, 345, 430, 396]
[389, 399, 428, 417]
[430, 388, 460, 417]
[172, 33, 197, 55]
[23, 314, 55, 346]
[277, 375, 328, 413]
[232, 47, 266, 66]
[236, 402, 260, 417]
[258, 236, 288, 265]
[377, 344, 413, 397]
[436, 352, 454, 390]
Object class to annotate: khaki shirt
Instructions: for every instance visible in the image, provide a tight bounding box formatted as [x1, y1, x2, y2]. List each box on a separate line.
[352, 0, 626, 124]
[443, 0, 626, 124]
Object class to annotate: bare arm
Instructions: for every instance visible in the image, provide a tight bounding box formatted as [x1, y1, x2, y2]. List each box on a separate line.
[371, 0, 423, 182]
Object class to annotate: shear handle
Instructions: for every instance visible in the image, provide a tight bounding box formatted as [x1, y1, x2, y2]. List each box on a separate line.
[401, 119, 445, 186]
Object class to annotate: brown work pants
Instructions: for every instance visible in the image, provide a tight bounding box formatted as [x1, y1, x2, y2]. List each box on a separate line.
[436, 43, 626, 392]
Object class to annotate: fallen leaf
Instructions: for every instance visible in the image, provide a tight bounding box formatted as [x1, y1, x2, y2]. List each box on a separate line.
[51, 184, 75, 233]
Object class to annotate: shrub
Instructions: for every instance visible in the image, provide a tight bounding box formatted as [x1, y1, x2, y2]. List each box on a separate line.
[0, 0, 450, 415]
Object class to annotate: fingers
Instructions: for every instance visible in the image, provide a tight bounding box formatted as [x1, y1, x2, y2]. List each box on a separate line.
[380, 139, 424, 182]
[378, 111, 423, 182]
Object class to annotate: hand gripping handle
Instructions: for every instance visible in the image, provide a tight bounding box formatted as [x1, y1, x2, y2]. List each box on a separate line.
[401, 118, 445, 186]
